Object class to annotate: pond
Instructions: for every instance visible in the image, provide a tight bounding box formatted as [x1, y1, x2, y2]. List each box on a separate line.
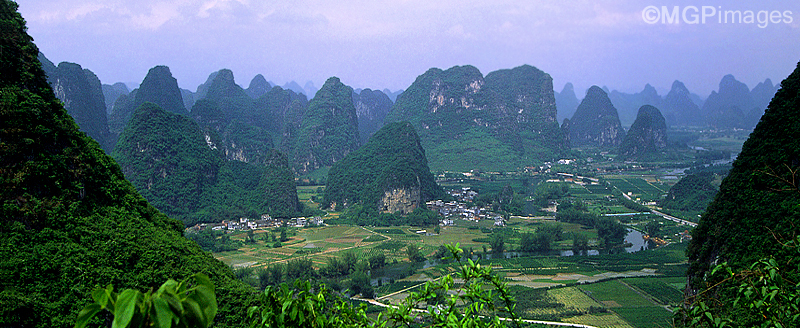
[481, 228, 652, 259]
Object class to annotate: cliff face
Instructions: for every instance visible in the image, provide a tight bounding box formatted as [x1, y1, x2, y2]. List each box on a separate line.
[618, 105, 667, 158]
[380, 186, 422, 214]
[289, 77, 360, 174]
[569, 86, 625, 148]
[385, 64, 566, 171]
[38, 54, 115, 152]
[323, 122, 442, 214]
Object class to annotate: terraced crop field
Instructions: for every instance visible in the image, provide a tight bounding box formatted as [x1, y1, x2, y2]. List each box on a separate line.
[579, 279, 676, 328]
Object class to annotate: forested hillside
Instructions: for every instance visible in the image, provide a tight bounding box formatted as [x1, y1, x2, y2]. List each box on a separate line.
[0, 2, 254, 326]
[113, 102, 300, 225]
[323, 122, 443, 214]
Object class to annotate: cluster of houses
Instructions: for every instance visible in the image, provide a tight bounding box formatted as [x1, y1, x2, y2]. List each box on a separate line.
[426, 187, 505, 227]
[186, 214, 323, 233]
[546, 172, 601, 186]
[525, 158, 580, 174]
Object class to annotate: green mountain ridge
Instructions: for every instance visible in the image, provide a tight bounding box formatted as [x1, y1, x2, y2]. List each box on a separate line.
[288, 76, 361, 174]
[567, 85, 625, 148]
[113, 102, 300, 225]
[386, 64, 567, 171]
[108, 65, 187, 136]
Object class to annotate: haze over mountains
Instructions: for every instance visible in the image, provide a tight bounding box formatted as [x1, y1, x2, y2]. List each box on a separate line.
[555, 75, 779, 129]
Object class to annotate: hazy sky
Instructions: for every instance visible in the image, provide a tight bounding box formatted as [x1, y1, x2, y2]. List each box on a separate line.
[17, 0, 800, 98]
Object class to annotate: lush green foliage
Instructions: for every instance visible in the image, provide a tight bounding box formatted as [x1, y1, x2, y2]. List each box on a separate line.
[681, 237, 800, 327]
[556, 206, 626, 248]
[532, 182, 569, 208]
[332, 205, 440, 226]
[184, 229, 240, 252]
[248, 244, 522, 328]
[75, 274, 217, 328]
[661, 173, 718, 211]
[472, 184, 526, 215]
[0, 5, 255, 325]
[323, 121, 443, 213]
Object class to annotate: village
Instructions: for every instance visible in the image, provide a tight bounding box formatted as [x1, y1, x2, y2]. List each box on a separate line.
[426, 187, 506, 227]
[186, 215, 324, 233]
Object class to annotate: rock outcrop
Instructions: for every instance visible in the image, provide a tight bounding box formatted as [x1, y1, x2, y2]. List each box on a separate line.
[618, 105, 667, 159]
[380, 186, 422, 214]
[568, 86, 625, 148]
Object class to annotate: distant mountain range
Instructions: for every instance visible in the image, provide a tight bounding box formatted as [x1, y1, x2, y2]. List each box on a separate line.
[556, 75, 779, 129]
[39, 52, 781, 176]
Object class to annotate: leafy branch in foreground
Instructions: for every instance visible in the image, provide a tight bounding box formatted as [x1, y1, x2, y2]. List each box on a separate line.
[247, 243, 521, 328]
[680, 236, 800, 328]
[75, 244, 520, 328]
[74, 273, 217, 328]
